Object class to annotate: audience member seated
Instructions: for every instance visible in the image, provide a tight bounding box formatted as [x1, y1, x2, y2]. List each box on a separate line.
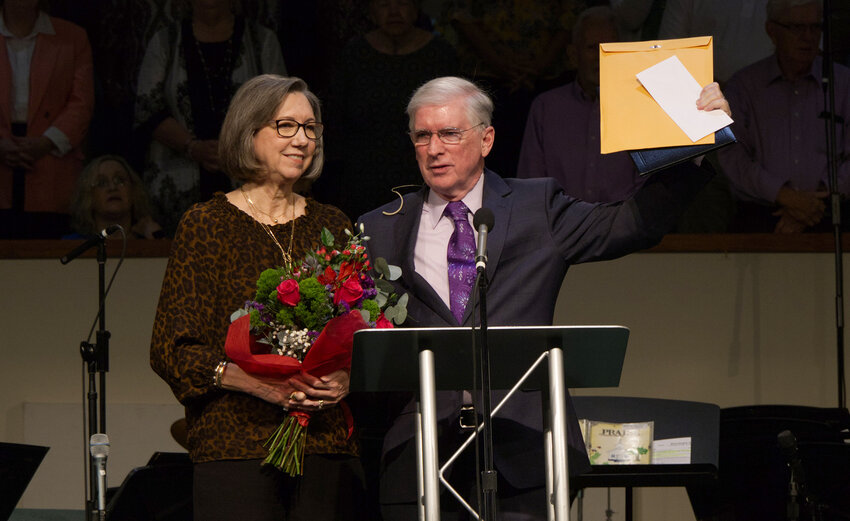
[316, 0, 459, 220]
[67, 155, 162, 240]
[718, 0, 850, 233]
[517, 6, 645, 203]
[0, 0, 94, 239]
[658, 0, 774, 84]
[441, 0, 580, 176]
[134, 0, 286, 236]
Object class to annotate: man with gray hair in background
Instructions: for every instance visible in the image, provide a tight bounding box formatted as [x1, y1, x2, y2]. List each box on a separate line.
[718, 0, 850, 233]
[358, 75, 730, 519]
[517, 6, 645, 204]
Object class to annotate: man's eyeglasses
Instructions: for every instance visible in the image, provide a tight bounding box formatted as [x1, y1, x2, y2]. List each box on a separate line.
[409, 123, 484, 145]
[270, 118, 324, 140]
[91, 176, 128, 189]
[772, 20, 822, 35]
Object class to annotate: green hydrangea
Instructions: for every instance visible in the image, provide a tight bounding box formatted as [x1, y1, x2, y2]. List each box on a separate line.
[295, 278, 332, 331]
[361, 299, 380, 322]
[255, 268, 284, 302]
[276, 306, 296, 328]
[248, 308, 265, 329]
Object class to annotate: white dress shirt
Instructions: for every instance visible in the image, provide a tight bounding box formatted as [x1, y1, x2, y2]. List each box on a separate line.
[0, 11, 71, 155]
[414, 172, 485, 309]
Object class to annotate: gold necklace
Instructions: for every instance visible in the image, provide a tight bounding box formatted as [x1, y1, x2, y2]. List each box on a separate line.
[241, 186, 296, 267]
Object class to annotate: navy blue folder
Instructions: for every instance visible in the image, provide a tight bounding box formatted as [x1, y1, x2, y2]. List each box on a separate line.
[630, 125, 736, 176]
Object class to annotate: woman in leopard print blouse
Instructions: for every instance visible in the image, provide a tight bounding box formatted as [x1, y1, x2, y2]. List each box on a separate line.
[150, 75, 367, 520]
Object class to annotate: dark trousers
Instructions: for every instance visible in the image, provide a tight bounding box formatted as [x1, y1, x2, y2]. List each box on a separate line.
[193, 455, 367, 521]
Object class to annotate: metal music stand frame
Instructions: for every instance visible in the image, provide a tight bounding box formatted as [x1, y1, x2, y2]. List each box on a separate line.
[351, 325, 629, 521]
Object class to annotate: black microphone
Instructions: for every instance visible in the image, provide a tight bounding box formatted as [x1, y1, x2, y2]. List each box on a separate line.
[89, 433, 110, 517]
[60, 225, 122, 265]
[473, 208, 495, 272]
[778, 429, 810, 521]
[778, 429, 807, 487]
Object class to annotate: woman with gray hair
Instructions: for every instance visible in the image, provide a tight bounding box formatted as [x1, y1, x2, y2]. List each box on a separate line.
[150, 74, 365, 521]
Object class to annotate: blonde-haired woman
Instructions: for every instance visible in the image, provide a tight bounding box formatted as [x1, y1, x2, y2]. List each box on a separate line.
[67, 155, 162, 239]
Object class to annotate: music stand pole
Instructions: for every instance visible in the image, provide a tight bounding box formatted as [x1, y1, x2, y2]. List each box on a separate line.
[475, 272, 497, 521]
[79, 240, 110, 520]
[821, 0, 846, 409]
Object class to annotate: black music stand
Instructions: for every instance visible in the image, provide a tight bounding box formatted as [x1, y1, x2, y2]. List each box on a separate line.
[351, 325, 629, 521]
[0, 442, 49, 521]
[571, 396, 720, 521]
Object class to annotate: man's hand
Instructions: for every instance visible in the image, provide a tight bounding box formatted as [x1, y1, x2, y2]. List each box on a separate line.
[773, 210, 809, 234]
[696, 82, 731, 118]
[775, 186, 828, 228]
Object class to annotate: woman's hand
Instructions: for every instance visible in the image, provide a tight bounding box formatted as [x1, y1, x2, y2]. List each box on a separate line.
[219, 363, 299, 408]
[218, 364, 350, 412]
[287, 369, 351, 412]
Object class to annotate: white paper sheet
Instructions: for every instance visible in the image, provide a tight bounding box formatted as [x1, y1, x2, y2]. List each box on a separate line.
[650, 437, 692, 464]
[636, 55, 733, 142]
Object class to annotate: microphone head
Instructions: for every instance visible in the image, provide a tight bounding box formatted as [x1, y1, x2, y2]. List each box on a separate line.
[777, 429, 797, 454]
[90, 433, 110, 458]
[473, 207, 495, 231]
[102, 224, 122, 237]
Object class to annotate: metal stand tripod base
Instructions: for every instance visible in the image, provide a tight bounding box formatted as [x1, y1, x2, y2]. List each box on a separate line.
[414, 347, 572, 521]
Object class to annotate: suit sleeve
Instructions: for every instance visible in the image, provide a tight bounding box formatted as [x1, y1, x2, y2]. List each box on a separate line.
[48, 25, 94, 149]
[546, 160, 712, 264]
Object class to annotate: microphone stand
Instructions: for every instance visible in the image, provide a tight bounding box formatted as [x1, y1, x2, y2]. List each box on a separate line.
[63, 236, 111, 520]
[821, 0, 846, 409]
[475, 269, 497, 521]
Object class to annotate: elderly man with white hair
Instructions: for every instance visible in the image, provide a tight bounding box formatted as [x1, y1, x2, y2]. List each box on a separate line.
[718, 0, 850, 233]
[358, 75, 731, 520]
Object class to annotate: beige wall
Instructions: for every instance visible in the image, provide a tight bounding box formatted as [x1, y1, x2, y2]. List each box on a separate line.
[2, 252, 847, 518]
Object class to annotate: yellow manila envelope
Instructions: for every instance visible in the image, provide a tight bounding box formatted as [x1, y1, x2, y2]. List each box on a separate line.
[600, 36, 715, 154]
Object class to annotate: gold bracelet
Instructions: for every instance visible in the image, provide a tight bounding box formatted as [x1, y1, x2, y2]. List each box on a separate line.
[213, 361, 228, 388]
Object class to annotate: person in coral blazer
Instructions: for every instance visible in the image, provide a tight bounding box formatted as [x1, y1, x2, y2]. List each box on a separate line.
[0, 0, 94, 238]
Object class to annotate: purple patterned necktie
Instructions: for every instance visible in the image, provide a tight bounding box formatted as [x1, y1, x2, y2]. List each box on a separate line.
[445, 201, 476, 324]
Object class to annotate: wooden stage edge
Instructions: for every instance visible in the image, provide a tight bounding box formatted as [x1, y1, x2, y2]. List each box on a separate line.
[1, 233, 849, 260]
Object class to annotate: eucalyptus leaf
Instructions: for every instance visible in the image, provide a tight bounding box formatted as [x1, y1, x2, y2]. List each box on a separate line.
[374, 257, 390, 277]
[375, 293, 387, 307]
[230, 308, 248, 322]
[375, 278, 394, 293]
[320, 227, 334, 247]
[387, 264, 402, 281]
[393, 307, 407, 324]
[384, 306, 397, 320]
[359, 309, 371, 323]
[397, 293, 409, 307]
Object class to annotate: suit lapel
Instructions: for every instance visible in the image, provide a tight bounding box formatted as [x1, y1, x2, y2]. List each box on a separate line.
[460, 169, 512, 324]
[394, 189, 457, 326]
[481, 170, 512, 285]
[0, 38, 11, 128]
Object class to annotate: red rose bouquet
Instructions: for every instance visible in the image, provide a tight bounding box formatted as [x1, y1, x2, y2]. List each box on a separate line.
[225, 225, 407, 475]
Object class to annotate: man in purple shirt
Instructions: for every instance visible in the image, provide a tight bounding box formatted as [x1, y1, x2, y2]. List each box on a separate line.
[517, 6, 644, 203]
[718, 0, 850, 233]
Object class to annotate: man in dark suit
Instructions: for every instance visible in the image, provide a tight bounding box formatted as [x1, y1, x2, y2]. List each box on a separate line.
[357, 76, 730, 520]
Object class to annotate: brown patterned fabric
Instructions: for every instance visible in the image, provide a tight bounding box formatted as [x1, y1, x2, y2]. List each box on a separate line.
[150, 193, 357, 463]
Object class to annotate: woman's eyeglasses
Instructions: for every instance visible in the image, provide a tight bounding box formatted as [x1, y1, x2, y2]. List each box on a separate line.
[271, 118, 324, 140]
